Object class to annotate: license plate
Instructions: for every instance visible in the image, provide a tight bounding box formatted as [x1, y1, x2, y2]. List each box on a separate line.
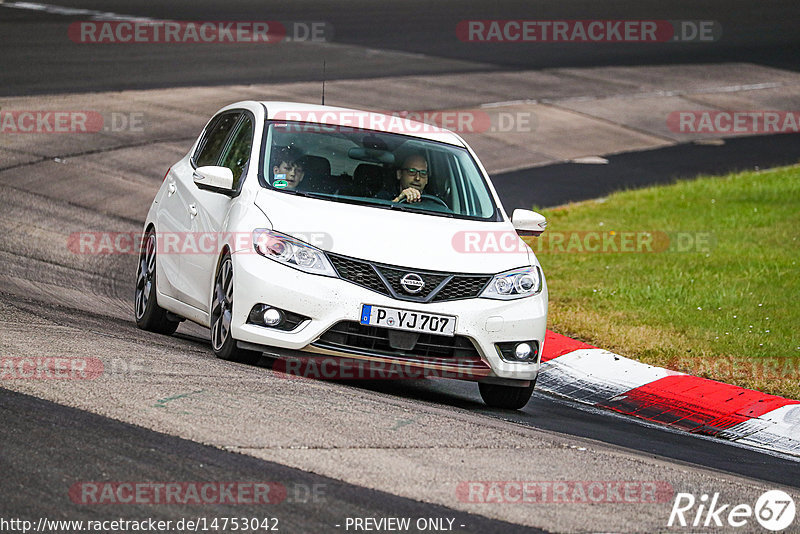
[360, 305, 456, 336]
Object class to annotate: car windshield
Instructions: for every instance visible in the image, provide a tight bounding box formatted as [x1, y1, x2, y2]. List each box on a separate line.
[260, 121, 498, 220]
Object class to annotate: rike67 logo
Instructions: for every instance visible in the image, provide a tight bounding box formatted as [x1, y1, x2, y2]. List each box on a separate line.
[668, 490, 796, 531]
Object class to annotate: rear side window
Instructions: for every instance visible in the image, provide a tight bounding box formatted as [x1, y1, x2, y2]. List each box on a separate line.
[219, 115, 254, 188]
[194, 112, 241, 167]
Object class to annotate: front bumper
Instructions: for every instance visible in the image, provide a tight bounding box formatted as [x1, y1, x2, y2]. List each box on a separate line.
[230, 250, 547, 381]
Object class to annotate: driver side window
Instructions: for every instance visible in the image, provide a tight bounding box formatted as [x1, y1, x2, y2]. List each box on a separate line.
[219, 115, 254, 188]
[194, 112, 241, 168]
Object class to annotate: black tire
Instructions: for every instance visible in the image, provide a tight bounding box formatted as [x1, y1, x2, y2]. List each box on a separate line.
[135, 229, 180, 335]
[210, 252, 261, 365]
[478, 379, 536, 410]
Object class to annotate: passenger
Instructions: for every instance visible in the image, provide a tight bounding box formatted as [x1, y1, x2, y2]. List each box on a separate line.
[271, 146, 305, 190]
[380, 153, 429, 203]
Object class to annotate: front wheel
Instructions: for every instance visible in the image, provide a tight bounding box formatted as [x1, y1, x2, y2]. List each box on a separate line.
[135, 229, 180, 335]
[210, 253, 261, 365]
[478, 379, 536, 410]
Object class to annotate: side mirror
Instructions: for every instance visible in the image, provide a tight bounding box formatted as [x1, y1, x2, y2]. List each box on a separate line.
[193, 166, 235, 195]
[511, 209, 547, 236]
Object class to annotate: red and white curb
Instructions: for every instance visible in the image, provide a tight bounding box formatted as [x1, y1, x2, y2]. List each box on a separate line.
[538, 331, 800, 457]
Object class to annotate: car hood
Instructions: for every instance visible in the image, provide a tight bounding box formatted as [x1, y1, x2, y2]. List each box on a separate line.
[254, 190, 531, 274]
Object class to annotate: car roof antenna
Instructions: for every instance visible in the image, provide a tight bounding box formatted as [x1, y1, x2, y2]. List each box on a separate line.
[321, 60, 326, 106]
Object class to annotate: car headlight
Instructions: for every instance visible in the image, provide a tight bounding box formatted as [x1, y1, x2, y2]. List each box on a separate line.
[253, 229, 338, 277]
[480, 266, 542, 300]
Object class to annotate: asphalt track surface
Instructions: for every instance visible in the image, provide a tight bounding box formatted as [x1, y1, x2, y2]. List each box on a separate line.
[2, 1, 800, 532]
[0, 388, 543, 534]
[1, 0, 799, 96]
[319, 378, 800, 489]
[493, 132, 800, 210]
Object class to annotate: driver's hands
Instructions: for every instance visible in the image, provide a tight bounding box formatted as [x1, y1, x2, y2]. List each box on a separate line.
[394, 187, 422, 203]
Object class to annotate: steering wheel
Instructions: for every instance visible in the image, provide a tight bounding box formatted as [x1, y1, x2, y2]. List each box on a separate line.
[398, 193, 449, 209]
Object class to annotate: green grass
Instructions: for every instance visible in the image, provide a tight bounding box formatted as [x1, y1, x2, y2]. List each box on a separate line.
[529, 164, 800, 399]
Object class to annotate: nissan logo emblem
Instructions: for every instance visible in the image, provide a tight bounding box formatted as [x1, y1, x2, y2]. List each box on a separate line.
[400, 273, 425, 294]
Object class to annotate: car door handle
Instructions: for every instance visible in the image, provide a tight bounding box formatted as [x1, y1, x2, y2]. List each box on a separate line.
[188, 204, 197, 218]
[167, 182, 176, 196]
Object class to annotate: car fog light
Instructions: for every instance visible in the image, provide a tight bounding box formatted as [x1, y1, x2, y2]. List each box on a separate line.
[496, 340, 539, 362]
[514, 342, 532, 360]
[263, 308, 283, 327]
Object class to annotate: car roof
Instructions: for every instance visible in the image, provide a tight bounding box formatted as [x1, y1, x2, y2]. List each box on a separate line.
[258, 101, 466, 147]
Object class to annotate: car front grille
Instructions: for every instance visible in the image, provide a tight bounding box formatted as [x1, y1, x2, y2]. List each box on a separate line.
[327, 252, 492, 303]
[312, 321, 489, 371]
[327, 254, 390, 296]
[431, 275, 492, 302]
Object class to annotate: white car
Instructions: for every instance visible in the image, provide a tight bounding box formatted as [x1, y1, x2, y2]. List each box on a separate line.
[135, 101, 548, 409]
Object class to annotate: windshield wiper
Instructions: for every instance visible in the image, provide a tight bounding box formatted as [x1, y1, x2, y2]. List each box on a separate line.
[276, 189, 332, 200]
[388, 204, 454, 217]
[276, 189, 455, 217]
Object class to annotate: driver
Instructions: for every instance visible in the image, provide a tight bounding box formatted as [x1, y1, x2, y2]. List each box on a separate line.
[390, 153, 428, 203]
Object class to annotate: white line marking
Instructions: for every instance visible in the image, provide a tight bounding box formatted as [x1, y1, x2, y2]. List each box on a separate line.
[479, 82, 789, 110]
[571, 156, 609, 164]
[0, 1, 159, 21]
[481, 99, 539, 108]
